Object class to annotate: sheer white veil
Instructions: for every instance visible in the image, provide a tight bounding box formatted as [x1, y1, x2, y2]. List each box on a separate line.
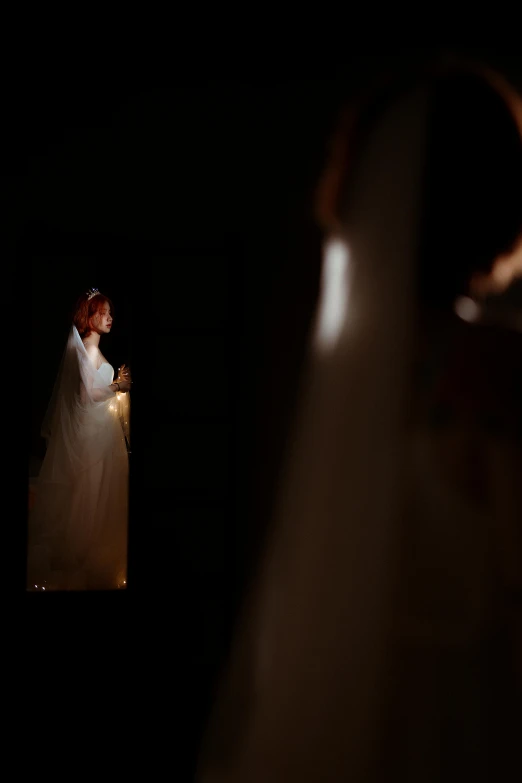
[39, 324, 129, 482]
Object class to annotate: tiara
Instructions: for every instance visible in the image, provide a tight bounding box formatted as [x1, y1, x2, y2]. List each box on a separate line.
[86, 288, 100, 300]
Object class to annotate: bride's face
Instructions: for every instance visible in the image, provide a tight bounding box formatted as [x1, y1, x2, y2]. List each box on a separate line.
[91, 301, 113, 334]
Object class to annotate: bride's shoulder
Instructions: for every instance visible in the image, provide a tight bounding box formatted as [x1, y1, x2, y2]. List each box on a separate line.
[82, 342, 102, 367]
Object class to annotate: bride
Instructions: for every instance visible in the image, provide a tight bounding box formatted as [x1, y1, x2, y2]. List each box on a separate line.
[27, 288, 132, 591]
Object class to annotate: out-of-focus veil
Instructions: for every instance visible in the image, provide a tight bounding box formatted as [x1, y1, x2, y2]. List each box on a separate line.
[195, 62, 522, 782]
[195, 73, 430, 783]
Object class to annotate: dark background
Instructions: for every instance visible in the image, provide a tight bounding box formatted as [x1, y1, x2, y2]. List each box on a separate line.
[9, 49, 522, 777]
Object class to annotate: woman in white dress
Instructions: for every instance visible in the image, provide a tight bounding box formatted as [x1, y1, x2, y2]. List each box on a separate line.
[27, 288, 132, 591]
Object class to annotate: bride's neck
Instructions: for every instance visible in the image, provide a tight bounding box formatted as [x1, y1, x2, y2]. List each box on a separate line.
[83, 331, 101, 349]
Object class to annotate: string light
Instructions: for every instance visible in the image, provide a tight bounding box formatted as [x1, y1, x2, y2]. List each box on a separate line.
[454, 296, 481, 323]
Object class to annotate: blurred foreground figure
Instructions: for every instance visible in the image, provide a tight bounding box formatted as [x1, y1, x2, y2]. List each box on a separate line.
[197, 60, 522, 781]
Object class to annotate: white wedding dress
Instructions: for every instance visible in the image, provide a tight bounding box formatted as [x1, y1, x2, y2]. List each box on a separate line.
[27, 326, 130, 591]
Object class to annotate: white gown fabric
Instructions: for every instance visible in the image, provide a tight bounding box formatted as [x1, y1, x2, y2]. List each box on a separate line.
[27, 325, 130, 590]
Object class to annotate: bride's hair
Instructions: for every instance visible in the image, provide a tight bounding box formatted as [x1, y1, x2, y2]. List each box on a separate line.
[315, 57, 522, 307]
[418, 65, 522, 305]
[72, 291, 114, 338]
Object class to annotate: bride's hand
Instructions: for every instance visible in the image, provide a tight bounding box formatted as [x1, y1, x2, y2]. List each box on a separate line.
[117, 364, 132, 383]
[117, 379, 132, 393]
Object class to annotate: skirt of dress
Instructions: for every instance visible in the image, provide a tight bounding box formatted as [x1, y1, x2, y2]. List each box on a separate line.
[26, 414, 129, 591]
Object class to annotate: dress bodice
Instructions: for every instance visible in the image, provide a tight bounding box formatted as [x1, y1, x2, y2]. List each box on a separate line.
[97, 362, 114, 386]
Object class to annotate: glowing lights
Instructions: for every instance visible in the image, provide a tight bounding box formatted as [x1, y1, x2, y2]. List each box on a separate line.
[454, 296, 481, 323]
[471, 234, 522, 297]
[314, 237, 351, 351]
